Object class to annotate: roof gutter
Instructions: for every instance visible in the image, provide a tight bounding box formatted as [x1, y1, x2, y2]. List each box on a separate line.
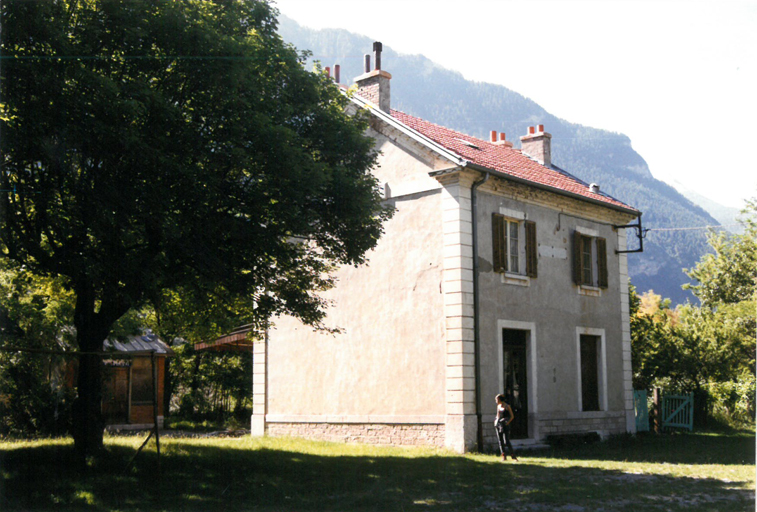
[471, 171, 490, 453]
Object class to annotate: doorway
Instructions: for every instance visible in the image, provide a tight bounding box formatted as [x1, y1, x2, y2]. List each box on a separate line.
[502, 329, 528, 439]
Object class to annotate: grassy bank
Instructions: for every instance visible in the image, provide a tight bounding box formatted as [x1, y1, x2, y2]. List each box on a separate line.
[1, 431, 754, 511]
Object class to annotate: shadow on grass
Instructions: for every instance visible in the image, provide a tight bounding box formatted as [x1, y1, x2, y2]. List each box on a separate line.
[0, 436, 753, 512]
[532, 431, 756, 466]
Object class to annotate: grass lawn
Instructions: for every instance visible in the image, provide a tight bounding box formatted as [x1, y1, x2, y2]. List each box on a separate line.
[0, 430, 754, 511]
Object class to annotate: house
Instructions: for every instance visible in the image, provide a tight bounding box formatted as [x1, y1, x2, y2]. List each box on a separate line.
[101, 334, 173, 429]
[251, 43, 641, 453]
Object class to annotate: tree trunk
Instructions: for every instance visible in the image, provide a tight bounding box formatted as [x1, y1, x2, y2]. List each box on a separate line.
[71, 282, 119, 465]
[72, 341, 106, 464]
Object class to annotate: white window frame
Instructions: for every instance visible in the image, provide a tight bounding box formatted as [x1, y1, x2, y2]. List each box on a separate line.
[575, 327, 607, 413]
[497, 207, 527, 278]
[575, 226, 604, 295]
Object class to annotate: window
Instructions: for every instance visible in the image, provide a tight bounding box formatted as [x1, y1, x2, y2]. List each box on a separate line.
[572, 230, 608, 288]
[131, 358, 154, 404]
[579, 335, 600, 412]
[492, 214, 537, 277]
[576, 328, 607, 413]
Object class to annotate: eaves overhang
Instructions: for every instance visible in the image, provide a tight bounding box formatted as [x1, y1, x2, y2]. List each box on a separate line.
[348, 93, 466, 167]
[430, 162, 641, 218]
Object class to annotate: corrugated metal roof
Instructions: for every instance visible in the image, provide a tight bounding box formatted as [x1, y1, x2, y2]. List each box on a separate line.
[103, 334, 174, 355]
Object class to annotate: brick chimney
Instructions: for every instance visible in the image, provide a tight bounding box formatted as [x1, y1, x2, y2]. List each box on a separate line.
[520, 124, 552, 167]
[355, 41, 392, 112]
[490, 131, 513, 148]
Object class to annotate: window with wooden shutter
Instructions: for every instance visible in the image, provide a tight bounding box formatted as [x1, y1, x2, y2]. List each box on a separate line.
[492, 213, 506, 272]
[573, 230, 609, 290]
[525, 220, 537, 278]
[572, 230, 583, 285]
[597, 237, 608, 288]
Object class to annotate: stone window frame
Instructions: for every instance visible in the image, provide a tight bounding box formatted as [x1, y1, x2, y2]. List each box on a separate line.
[575, 327, 608, 413]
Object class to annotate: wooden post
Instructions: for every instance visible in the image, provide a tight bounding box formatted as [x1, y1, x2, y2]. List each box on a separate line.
[151, 351, 161, 475]
[653, 388, 661, 434]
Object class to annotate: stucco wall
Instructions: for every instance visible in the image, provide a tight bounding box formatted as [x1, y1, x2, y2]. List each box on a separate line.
[473, 178, 636, 442]
[266, 134, 447, 421]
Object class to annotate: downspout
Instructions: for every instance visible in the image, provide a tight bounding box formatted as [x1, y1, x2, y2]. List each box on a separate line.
[471, 171, 490, 452]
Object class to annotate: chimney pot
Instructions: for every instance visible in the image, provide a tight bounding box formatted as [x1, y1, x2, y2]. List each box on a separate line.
[490, 131, 497, 143]
[355, 44, 392, 112]
[373, 41, 383, 70]
[325, 66, 330, 78]
[499, 132, 506, 141]
[537, 124, 544, 133]
[334, 64, 340, 83]
[529, 126, 535, 135]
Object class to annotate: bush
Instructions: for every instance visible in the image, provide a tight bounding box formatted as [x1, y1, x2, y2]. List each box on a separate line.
[0, 352, 75, 438]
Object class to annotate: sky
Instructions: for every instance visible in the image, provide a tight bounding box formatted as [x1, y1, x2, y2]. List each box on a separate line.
[273, 0, 757, 210]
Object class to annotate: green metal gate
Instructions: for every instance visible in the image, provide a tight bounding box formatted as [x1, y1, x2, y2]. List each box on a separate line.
[662, 393, 694, 431]
[633, 390, 649, 432]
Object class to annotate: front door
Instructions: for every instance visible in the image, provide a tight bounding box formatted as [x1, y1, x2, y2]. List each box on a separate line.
[502, 329, 528, 439]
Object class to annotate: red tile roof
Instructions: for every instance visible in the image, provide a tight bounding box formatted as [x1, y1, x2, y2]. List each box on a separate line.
[388, 109, 637, 212]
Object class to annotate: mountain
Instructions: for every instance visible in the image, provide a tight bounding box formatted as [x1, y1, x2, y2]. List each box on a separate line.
[668, 180, 744, 235]
[277, 16, 720, 305]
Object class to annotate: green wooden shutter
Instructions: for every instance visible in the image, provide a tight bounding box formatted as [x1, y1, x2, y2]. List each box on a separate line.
[597, 237, 608, 288]
[492, 213, 506, 272]
[525, 220, 537, 278]
[572, 230, 583, 285]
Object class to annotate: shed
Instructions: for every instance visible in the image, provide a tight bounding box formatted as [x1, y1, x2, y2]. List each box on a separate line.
[102, 334, 174, 429]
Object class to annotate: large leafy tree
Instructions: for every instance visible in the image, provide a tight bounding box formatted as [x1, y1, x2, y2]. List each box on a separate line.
[632, 198, 756, 421]
[1, 0, 389, 460]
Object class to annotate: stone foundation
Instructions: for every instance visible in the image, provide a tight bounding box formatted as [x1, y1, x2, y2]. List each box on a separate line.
[482, 410, 627, 452]
[266, 422, 445, 447]
[538, 410, 626, 438]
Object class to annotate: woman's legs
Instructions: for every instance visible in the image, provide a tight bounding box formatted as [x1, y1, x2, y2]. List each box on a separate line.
[496, 428, 507, 459]
[502, 426, 517, 459]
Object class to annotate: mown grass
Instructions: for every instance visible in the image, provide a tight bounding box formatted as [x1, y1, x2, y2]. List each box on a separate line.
[0, 430, 754, 511]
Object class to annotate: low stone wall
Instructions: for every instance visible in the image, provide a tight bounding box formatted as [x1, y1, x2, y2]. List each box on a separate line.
[266, 422, 445, 447]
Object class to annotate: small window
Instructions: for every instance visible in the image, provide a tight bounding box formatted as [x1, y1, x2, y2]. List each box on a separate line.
[572, 231, 608, 288]
[131, 358, 154, 404]
[493, 214, 537, 277]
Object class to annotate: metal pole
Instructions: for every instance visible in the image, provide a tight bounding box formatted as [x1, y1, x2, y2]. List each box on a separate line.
[151, 351, 161, 475]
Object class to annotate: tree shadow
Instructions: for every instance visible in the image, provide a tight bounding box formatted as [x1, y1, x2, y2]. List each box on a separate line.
[1, 437, 753, 511]
[530, 431, 755, 466]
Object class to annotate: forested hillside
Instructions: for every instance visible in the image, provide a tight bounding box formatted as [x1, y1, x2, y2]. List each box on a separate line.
[278, 16, 721, 304]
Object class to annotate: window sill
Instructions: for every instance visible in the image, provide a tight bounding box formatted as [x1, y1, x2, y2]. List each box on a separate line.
[578, 285, 602, 297]
[501, 272, 530, 287]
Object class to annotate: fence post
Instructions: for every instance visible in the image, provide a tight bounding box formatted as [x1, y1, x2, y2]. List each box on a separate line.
[653, 388, 661, 434]
[151, 351, 161, 476]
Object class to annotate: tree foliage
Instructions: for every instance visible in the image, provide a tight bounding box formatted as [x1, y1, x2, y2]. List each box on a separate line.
[1, 0, 390, 458]
[631, 198, 756, 423]
[0, 261, 76, 437]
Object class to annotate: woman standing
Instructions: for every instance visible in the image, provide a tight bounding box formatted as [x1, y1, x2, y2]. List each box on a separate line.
[494, 394, 518, 462]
